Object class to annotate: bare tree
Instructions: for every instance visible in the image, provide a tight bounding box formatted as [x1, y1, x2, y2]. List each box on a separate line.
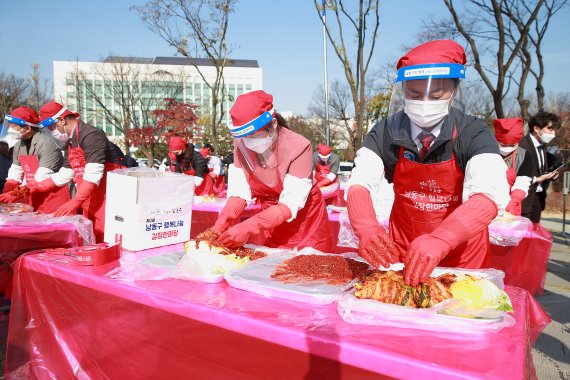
[69, 60, 185, 154]
[314, 0, 380, 152]
[27, 64, 52, 111]
[503, 0, 568, 117]
[309, 80, 355, 156]
[132, 0, 236, 153]
[0, 72, 28, 118]
[441, 0, 547, 119]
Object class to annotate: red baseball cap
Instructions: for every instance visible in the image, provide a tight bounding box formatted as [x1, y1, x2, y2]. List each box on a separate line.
[493, 118, 523, 144]
[9, 106, 40, 125]
[229, 90, 275, 137]
[168, 136, 187, 152]
[39, 102, 80, 124]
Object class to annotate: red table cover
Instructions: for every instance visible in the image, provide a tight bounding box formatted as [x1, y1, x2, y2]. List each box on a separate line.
[5, 248, 550, 379]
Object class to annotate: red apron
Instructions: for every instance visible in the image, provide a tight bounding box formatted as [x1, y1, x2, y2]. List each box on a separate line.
[19, 155, 70, 214]
[68, 124, 120, 243]
[209, 168, 226, 195]
[314, 161, 338, 185]
[247, 172, 334, 252]
[389, 134, 489, 269]
[182, 167, 214, 196]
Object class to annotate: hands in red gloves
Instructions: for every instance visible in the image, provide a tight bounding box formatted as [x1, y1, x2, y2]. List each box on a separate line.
[29, 178, 60, 195]
[358, 225, 401, 268]
[505, 189, 525, 216]
[403, 234, 451, 286]
[347, 185, 400, 268]
[217, 203, 291, 248]
[0, 192, 21, 203]
[211, 196, 247, 234]
[54, 181, 97, 217]
[317, 178, 331, 188]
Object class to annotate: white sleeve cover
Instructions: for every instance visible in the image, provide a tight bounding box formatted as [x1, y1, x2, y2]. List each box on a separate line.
[326, 172, 337, 182]
[34, 167, 55, 183]
[211, 156, 223, 175]
[279, 174, 312, 222]
[7, 164, 24, 183]
[226, 164, 252, 203]
[511, 176, 532, 195]
[51, 167, 75, 187]
[82, 163, 105, 186]
[194, 176, 203, 187]
[344, 147, 385, 200]
[462, 153, 510, 213]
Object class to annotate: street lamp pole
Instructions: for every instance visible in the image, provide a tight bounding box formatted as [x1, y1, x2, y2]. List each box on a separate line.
[321, 0, 331, 146]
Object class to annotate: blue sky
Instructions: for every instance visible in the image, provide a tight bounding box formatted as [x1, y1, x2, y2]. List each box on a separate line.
[1, 0, 569, 114]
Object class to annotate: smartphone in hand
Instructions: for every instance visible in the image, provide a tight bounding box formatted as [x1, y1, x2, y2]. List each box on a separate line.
[547, 162, 564, 173]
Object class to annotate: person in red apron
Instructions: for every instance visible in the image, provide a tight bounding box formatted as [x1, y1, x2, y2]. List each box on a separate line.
[0, 107, 69, 212]
[168, 137, 213, 195]
[313, 143, 340, 188]
[212, 90, 334, 252]
[199, 147, 226, 196]
[36, 102, 120, 242]
[493, 118, 534, 216]
[346, 40, 510, 286]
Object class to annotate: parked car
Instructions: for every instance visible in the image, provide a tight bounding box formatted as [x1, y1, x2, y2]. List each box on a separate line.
[338, 161, 354, 180]
[136, 158, 161, 169]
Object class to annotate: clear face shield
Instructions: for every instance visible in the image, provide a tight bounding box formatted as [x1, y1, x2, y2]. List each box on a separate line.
[385, 63, 466, 131]
[0, 115, 36, 148]
[38, 111, 70, 150]
[234, 119, 280, 187]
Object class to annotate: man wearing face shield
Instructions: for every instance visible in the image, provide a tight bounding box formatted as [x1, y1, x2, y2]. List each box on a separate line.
[313, 143, 340, 189]
[168, 136, 212, 195]
[0, 106, 69, 212]
[493, 118, 534, 216]
[346, 40, 510, 286]
[36, 102, 120, 242]
[211, 90, 333, 251]
[518, 111, 562, 223]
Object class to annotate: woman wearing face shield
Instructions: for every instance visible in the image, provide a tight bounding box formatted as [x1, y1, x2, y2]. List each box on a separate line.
[493, 118, 534, 216]
[0, 106, 69, 212]
[211, 90, 333, 251]
[346, 40, 510, 286]
[34, 102, 120, 242]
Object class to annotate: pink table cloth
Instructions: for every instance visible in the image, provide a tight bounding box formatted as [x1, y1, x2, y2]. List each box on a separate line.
[5, 247, 550, 379]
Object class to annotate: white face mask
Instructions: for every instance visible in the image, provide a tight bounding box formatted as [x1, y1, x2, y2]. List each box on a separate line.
[3, 128, 22, 148]
[50, 127, 69, 142]
[538, 130, 555, 144]
[499, 146, 516, 156]
[242, 136, 273, 153]
[404, 98, 451, 129]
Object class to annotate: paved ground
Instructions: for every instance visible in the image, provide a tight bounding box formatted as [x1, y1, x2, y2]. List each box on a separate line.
[532, 213, 570, 380]
[0, 215, 567, 379]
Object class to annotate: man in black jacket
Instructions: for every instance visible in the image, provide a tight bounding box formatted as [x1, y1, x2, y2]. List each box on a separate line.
[519, 111, 562, 223]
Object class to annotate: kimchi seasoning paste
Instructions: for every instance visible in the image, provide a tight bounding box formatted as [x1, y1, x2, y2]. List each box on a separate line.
[271, 255, 370, 285]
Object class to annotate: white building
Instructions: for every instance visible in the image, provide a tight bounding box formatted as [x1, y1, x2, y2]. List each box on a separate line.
[53, 56, 262, 138]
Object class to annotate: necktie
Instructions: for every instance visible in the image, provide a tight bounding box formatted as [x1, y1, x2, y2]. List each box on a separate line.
[418, 132, 435, 161]
[537, 145, 545, 174]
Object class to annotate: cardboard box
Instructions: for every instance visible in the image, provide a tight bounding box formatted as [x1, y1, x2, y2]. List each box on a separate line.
[104, 168, 195, 251]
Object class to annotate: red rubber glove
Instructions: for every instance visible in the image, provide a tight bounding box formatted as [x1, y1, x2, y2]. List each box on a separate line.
[403, 194, 498, 286]
[505, 189, 525, 216]
[347, 185, 400, 268]
[211, 196, 247, 234]
[0, 192, 22, 203]
[317, 178, 331, 188]
[217, 203, 292, 248]
[29, 178, 60, 195]
[54, 181, 97, 217]
[2, 180, 19, 194]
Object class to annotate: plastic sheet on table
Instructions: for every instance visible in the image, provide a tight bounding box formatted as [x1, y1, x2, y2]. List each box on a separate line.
[488, 215, 533, 246]
[0, 202, 34, 214]
[224, 248, 370, 305]
[112, 166, 184, 178]
[337, 266, 514, 334]
[0, 213, 95, 246]
[337, 211, 389, 248]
